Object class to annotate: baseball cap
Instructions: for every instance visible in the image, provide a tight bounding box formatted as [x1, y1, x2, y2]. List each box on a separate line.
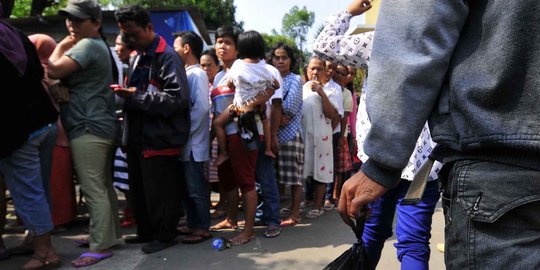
[58, 0, 102, 20]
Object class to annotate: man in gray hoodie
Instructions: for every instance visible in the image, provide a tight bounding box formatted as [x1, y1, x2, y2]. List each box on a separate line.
[338, 0, 540, 269]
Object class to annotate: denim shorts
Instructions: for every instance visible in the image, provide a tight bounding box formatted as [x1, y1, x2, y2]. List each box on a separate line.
[441, 160, 540, 269]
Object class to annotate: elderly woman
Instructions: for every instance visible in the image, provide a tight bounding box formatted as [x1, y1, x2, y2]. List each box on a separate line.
[302, 56, 341, 219]
[269, 43, 305, 226]
[47, 0, 120, 267]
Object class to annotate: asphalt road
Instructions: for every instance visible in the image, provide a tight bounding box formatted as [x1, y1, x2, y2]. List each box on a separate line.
[1, 197, 445, 270]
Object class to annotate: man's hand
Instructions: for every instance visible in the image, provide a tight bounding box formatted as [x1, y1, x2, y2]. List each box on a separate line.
[114, 87, 137, 98]
[271, 134, 279, 155]
[347, 0, 372, 16]
[338, 171, 387, 228]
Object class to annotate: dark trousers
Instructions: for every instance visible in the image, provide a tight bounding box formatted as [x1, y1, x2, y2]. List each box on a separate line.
[127, 143, 183, 242]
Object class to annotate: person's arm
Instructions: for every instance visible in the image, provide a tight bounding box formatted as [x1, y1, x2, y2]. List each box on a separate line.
[313, 0, 373, 69]
[189, 69, 211, 137]
[269, 98, 282, 154]
[339, 0, 469, 222]
[124, 52, 189, 117]
[239, 83, 277, 112]
[48, 36, 80, 79]
[280, 76, 303, 127]
[310, 81, 340, 123]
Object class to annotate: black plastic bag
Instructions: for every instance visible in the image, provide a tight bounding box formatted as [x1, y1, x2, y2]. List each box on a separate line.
[323, 211, 373, 270]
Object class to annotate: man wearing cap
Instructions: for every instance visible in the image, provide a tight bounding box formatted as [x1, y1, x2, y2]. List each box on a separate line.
[114, 4, 190, 254]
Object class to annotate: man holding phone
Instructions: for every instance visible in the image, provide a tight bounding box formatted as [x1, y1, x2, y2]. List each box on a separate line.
[114, 4, 190, 254]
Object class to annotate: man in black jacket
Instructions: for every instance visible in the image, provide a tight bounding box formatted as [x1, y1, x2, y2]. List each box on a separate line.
[114, 4, 190, 254]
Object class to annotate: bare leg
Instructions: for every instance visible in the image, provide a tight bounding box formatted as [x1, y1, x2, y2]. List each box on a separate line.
[262, 119, 276, 159]
[213, 107, 233, 166]
[230, 189, 257, 245]
[313, 181, 326, 211]
[23, 233, 60, 269]
[282, 185, 303, 226]
[210, 189, 239, 231]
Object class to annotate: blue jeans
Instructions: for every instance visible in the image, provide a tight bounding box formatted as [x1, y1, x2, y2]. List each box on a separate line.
[441, 160, 540, 270]
[181, 154, 210, 230]
[39, 123, 57, 207]
[0, 128, 54, 235]
[362, 179, 440, 270]
[255, 141, 280, 226]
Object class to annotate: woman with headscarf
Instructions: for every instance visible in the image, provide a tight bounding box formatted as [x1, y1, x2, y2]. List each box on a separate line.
[47, 0, 120, 267]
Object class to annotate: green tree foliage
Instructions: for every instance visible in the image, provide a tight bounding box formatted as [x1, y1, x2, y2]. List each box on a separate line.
[118, 0, 241, 29]
[8, 0, 242, 30]
[281, 5, 314, 53]
[261, 32, 303, 73]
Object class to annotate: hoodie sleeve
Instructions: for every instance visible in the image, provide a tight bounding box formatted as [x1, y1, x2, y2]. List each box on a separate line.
[360, 0, 469, 188]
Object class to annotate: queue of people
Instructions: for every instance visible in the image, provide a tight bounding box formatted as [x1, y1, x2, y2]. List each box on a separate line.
[3, 0, 539, 269]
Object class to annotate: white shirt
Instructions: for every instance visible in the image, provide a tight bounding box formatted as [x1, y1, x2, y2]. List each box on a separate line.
[324, 79, 344, 134]
[180, 64, 210, 162]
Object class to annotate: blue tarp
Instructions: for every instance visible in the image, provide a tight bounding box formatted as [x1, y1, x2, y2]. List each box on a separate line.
[150, 10, 195, 46]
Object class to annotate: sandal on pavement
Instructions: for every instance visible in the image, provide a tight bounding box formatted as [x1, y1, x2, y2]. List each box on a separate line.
[176, 226, 193, 235]
[279, 207, 291, 217]
[323, 201, 335, 211]
[280, 217, 301, 227]
[209, 223, 238, 232]
[229, 234, 255, 246]
[300, 201, 314, 209]
[24, 254, 62, 270]
[264, 225, 281, 238]
[182, 233, 213, 244]
[305, 209, 325, 219]
[72, 252, 113, 268]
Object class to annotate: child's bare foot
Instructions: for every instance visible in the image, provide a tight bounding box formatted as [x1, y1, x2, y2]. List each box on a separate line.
[264, 150, 276, 159]
[215, 153, 229, 166]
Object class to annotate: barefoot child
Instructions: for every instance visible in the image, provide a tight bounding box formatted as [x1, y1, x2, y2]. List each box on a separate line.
[213, 30, 281, 166]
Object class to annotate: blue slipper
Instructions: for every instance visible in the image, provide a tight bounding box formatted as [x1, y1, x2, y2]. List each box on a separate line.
[72, 252, 113, 268]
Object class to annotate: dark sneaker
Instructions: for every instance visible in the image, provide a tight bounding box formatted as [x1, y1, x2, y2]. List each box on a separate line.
[124, 236, 153, 244]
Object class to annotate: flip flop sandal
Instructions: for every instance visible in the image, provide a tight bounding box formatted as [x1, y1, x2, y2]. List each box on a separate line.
[182, 234, 213, 244]
[305, 209, 325, 219]
[72, 252, 113, 268]
[210, 223, 239, 232]
[323, 202, 335, 211]
[176, 226, 193, 235]
[27, 254, 62, 270]
[280, 218, 301, 227]
[264, 225, 281, 238]
[279, 207, 291, 217]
